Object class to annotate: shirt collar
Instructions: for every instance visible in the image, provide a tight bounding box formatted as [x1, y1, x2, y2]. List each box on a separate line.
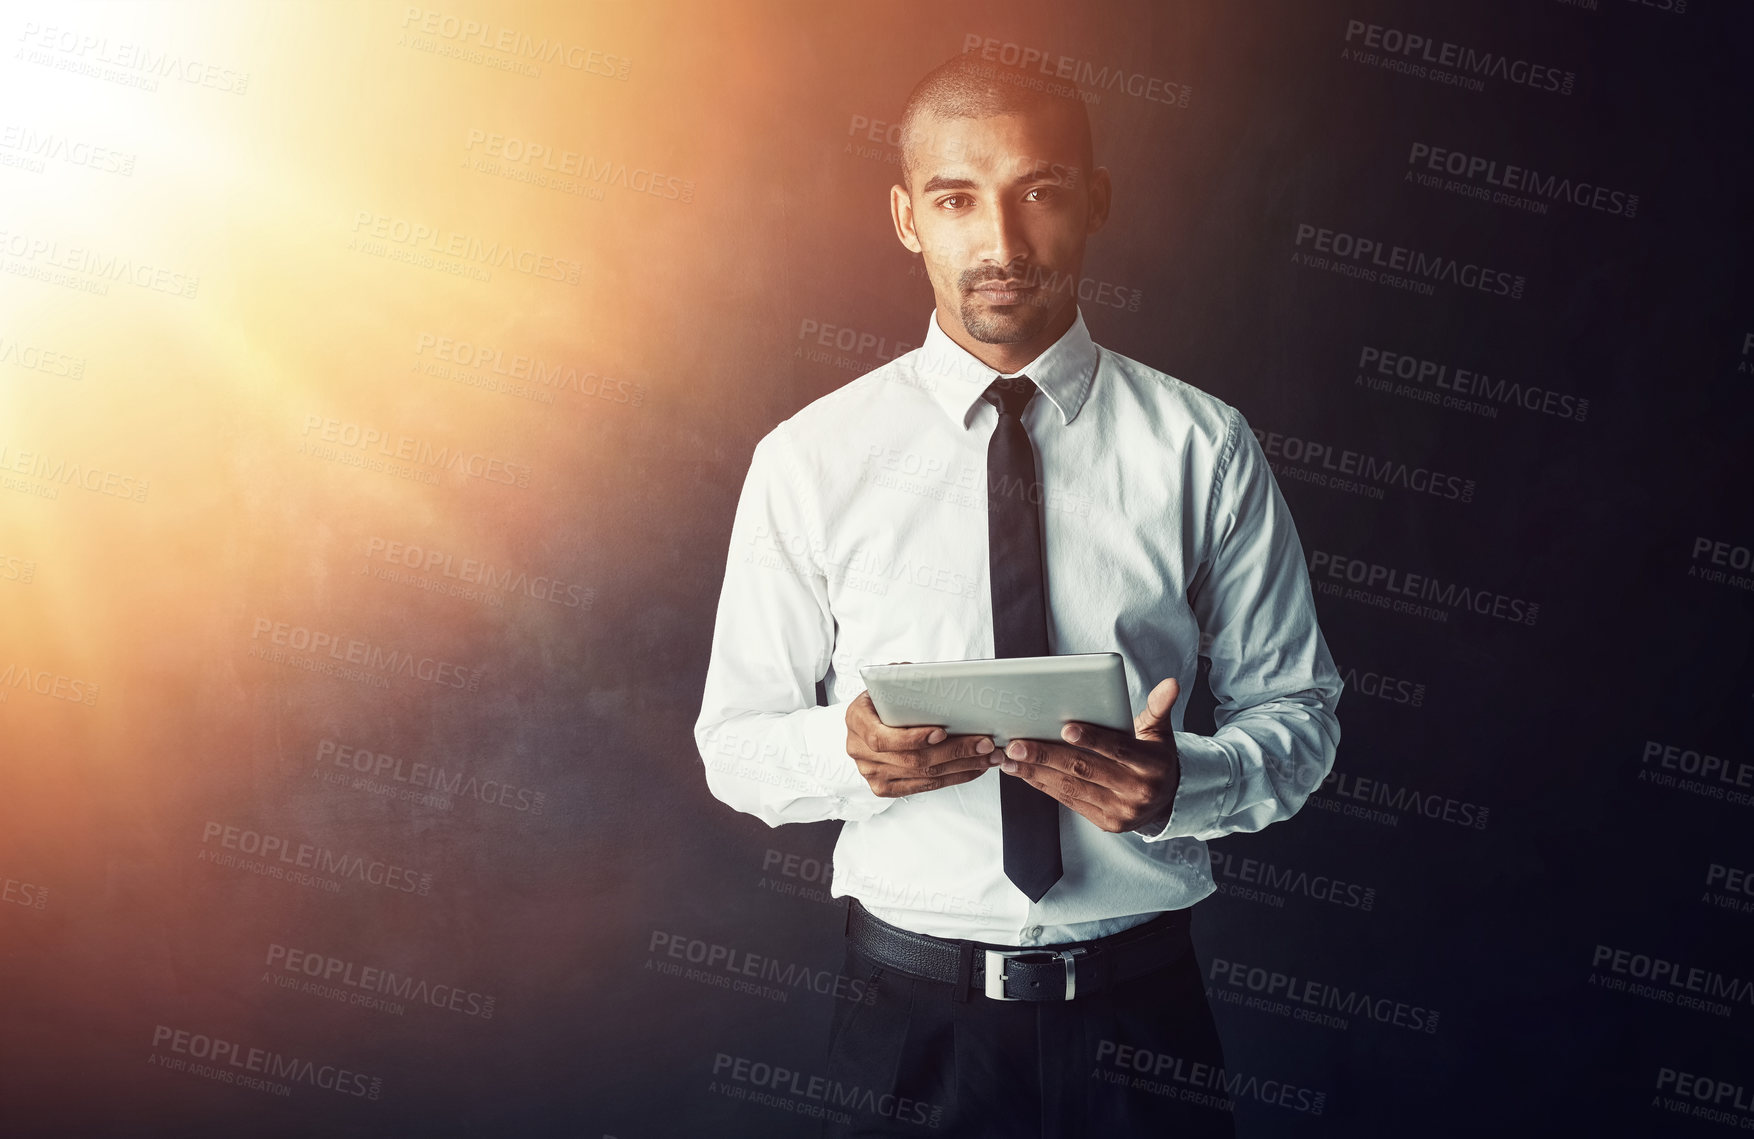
[915, 305, 1099, 430]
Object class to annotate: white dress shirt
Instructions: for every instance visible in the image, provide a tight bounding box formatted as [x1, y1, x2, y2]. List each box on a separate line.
[695, 306, 1343, 945]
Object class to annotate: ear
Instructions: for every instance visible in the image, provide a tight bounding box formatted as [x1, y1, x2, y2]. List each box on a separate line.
[891, 184, 923, 253]
[1085, 165, 1112, 236]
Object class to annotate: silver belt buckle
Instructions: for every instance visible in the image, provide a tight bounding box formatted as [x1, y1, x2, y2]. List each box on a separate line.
[983, 948, 1082, 1001]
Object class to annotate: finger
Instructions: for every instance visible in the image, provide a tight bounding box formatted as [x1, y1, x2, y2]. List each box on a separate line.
[1010, 760, 1167, 834]
[1000, 741, 1130, 802]
[874, 769, 988, 798]
[849, 691, 946, 752]
[856, 733, 994, 775]
[884, 733, 997, 775]
[1047, 789, 1123, 832]
[1022, 727, 1139, 774]
[1004, 761, 1125, 827]
[1134, 677, 1181, 741]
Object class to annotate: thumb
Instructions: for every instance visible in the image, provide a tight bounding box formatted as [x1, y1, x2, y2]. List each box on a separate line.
[1134, 677, 1181, 741]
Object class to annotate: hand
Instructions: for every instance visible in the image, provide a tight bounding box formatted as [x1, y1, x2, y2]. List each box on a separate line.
[997, 677, 1182, 834]
[846, 691, 1001, 798]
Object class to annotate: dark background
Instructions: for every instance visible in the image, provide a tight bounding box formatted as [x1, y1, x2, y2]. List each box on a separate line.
[2, 1, 1751, 1135]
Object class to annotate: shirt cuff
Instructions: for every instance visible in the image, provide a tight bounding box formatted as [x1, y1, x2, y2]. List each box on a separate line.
[801, 700, 887, 819]
[1135, 732, 1236, 842]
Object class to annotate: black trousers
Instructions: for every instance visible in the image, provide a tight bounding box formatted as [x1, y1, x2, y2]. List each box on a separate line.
[815, 917, 1237, 1139]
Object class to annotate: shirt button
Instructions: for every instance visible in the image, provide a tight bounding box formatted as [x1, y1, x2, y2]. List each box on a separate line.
[1026, 925, 1043, 940]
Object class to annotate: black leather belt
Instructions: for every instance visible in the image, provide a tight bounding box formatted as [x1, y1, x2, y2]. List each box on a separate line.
[845, 898, 1192, 1002]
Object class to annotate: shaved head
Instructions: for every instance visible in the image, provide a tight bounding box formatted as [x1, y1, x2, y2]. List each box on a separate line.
[887, 51, 1111, 372]
[898, 54, 1093, 188]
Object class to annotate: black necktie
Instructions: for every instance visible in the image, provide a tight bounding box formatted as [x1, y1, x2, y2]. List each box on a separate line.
[983, 375, 1063, 903]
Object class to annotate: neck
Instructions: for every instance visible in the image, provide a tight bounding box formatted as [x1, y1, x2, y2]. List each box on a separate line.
[937, 302, 1077, 374]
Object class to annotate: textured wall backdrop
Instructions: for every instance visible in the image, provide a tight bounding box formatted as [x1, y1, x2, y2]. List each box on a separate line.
[2, 1, 1751, 1136]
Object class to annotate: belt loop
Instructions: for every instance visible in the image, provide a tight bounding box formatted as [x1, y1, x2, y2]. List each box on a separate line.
[844, 898, 855, 939]
[953, 939, 974, 1003]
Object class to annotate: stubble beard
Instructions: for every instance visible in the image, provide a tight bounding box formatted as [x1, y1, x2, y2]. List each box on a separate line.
[956, 273, 1059, 344]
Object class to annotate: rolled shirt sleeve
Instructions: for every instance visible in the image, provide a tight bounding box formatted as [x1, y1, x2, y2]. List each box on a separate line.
[1140, 407, 1343, 842]
[693, 427, 899, 827]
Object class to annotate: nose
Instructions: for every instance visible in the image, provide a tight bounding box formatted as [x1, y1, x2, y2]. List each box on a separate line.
[980, 195, 1031, 275]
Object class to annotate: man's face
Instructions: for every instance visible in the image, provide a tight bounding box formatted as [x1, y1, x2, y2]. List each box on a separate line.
[892, 108, 1108, 347]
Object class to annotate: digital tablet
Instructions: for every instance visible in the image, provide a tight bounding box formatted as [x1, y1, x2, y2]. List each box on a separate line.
[859, 653, 1133, 746]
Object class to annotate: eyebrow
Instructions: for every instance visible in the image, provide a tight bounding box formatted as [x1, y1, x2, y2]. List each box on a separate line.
[918, 166, 1074, 195]
[920, 175, 978, 194]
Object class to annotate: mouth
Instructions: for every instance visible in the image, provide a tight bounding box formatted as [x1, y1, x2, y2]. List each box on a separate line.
[969, 280, 1037, 305]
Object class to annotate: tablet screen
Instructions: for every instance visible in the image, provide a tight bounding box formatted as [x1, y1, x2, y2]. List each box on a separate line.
[859, 653, 1132, 746]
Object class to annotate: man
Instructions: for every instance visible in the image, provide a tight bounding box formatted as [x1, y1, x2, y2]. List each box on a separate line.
[695, 52, 1341, 1138]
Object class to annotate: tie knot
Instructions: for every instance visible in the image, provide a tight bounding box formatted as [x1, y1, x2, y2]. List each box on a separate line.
[983, 375, 1038, 420]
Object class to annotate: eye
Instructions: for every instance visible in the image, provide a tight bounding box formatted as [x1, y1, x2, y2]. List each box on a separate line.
[938, 194, 970, 210]
[1025, 186, 1058, 203]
